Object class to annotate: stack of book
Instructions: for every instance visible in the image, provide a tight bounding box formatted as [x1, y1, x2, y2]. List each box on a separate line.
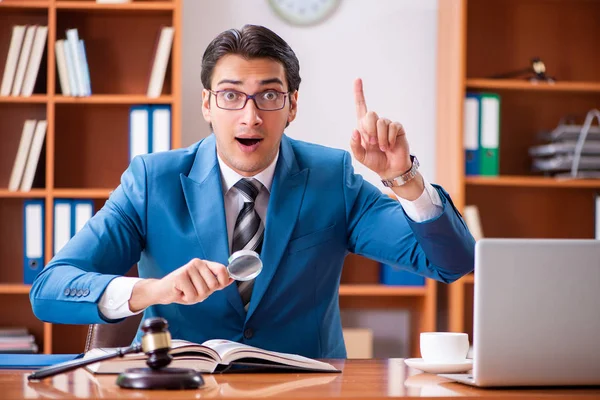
[0, 327, 39, 354]
[55, 28, 91, 97]
[8, 119, 48, 192]
[529, 114, 600, 178]
[0, 25, 48, 97]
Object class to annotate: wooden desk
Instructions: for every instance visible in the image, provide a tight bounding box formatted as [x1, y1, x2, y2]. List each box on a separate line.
[3, 359, 599, 399]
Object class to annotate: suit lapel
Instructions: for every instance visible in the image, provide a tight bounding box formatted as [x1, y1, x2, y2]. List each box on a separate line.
[246, 136, 308, 320]
[180, 135, 245, 318]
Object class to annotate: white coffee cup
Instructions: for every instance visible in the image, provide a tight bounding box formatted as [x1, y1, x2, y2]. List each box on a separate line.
[420, 332, 469, 363]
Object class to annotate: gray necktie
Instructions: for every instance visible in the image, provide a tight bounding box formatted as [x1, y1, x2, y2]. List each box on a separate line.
[232, 178, 264, 311]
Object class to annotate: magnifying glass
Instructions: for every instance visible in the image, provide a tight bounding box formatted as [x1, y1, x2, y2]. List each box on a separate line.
[227, 250, 262, 281]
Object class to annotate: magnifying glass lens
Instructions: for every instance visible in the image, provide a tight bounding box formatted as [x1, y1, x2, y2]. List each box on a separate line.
[227, 250, 262, 281]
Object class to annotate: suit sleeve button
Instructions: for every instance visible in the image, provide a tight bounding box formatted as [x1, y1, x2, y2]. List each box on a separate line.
[83, 289, 90, 296]
[64, 288, 70, 296]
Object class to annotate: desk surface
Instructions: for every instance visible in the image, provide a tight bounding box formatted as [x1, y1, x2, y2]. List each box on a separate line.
[3, 359, 599, 399]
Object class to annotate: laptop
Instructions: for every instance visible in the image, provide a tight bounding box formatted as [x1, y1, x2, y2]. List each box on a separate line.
[440, 238, 600, 387]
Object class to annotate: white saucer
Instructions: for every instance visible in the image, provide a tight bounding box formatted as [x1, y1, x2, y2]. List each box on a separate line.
[404, 358, 473, 374]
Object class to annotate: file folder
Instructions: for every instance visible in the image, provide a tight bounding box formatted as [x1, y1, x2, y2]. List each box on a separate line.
[53, 199, 95, 255]
[73, 199, 94, 235]
[129, 105, 150, 161]
[0, 354, 80, 369]
[150, 105, 171, 153]
[479, 93, 500, 176]
[464, 93, 480, 175]
[23, 200, 45, 284]
[53, 199, 71, 255]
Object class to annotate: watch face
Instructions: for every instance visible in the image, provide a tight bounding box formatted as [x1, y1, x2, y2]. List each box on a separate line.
[268, 0, 341, 26]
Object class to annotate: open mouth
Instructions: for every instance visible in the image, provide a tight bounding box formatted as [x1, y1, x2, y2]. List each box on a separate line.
[236, 138, 263, 147]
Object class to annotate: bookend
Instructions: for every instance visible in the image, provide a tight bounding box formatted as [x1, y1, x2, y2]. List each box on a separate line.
[28, 317, 204, 390]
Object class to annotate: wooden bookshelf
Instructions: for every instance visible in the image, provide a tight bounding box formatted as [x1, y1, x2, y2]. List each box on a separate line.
[436, 0, 600, 337]
[466, 79, 600, 94]
[55, 1, 175, 11]
[339, 284, 427, 297]
[0, 284, 32, 294]
[0, 94, 49, 103]
[0, 2, 50, 10]
[0, 0, 182, 355]
[466, 176, 600, 189]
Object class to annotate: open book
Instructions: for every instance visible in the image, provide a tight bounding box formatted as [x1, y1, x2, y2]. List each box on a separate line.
[84, 339, 339, 374]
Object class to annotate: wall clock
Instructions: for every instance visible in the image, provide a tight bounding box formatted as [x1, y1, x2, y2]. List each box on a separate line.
[268, 0, 341, 26]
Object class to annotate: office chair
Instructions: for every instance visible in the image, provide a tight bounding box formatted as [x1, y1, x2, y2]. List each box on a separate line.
[84, 313, 143, 352]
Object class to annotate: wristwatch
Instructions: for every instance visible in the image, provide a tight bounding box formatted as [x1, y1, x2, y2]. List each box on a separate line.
[381, 155, 420, 187]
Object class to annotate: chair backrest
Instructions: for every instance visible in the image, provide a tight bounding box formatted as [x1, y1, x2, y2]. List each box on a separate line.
[85, 313, 143, 352]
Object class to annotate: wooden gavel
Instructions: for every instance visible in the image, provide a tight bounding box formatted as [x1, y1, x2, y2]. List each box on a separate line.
[28, 317, 204, 390]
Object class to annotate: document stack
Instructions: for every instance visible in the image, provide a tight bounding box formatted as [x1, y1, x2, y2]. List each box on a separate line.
[529, 109, 600, 178]
[0, 327, 39, 354]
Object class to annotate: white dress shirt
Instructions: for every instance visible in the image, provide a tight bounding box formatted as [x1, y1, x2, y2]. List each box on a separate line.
[98, 154, 443, 320]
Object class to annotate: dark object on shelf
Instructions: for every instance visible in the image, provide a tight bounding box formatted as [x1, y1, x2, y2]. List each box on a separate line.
[27, 318, 203, 390]
[489, 57, 555, 83]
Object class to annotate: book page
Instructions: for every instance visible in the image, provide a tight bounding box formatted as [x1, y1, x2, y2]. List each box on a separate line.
[169, 339, 219, 361]
[202, 339, 338, 371]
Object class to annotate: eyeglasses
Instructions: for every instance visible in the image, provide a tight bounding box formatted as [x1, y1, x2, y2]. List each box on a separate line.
[209, 89, 289, 111]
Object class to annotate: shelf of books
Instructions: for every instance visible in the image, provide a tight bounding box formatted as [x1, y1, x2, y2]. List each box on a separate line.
[436, 0, 600, 339]
[0, 0, 181, 354]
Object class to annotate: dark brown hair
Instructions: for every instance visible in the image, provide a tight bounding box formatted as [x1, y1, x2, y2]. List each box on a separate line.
[201, 25, 301, 93]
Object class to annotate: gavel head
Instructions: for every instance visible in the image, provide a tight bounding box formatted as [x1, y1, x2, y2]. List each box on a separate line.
[531, 57, 547, 78]
[140, 317, 173, 370]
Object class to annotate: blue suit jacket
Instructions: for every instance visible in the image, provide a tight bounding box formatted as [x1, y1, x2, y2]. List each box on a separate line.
[30, 134, 474, 358]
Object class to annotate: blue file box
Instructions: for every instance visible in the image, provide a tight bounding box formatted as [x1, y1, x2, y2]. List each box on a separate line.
[380, 263, 425, 286]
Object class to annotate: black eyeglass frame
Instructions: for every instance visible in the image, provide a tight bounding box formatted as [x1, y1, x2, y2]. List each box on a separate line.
[208, 89, 290, 111]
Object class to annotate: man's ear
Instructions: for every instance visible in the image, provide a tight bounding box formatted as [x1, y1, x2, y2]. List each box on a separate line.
[287, 90, 298, 124]
[201, 89, 212, 123]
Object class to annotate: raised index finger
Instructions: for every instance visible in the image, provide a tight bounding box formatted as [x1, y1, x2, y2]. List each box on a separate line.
[354, 78, 367, 121]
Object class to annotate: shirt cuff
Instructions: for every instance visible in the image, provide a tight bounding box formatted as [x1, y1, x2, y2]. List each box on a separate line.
[98, 277, 144, 320]
[397, 176, 443, 222]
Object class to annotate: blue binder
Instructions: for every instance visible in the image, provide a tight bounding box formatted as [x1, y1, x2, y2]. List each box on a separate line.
[380, 263, 425, 286]
[53, 199, 72, 256]
[72, 199, 94, 235]
[23, 200, 45, 284]
[464, 93, 481, 176]
[149, 104, 171, 153]
[129, 105, 150, 161]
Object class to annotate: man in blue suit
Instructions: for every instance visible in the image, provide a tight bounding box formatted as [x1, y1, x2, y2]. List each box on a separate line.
[30, 25, 474, 358]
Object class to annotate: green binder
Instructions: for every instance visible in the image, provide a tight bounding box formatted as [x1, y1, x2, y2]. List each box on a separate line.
[479, 93, 500, 176]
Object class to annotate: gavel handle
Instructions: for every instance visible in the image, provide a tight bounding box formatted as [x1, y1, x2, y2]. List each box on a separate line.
[28, 344, 142, 380]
